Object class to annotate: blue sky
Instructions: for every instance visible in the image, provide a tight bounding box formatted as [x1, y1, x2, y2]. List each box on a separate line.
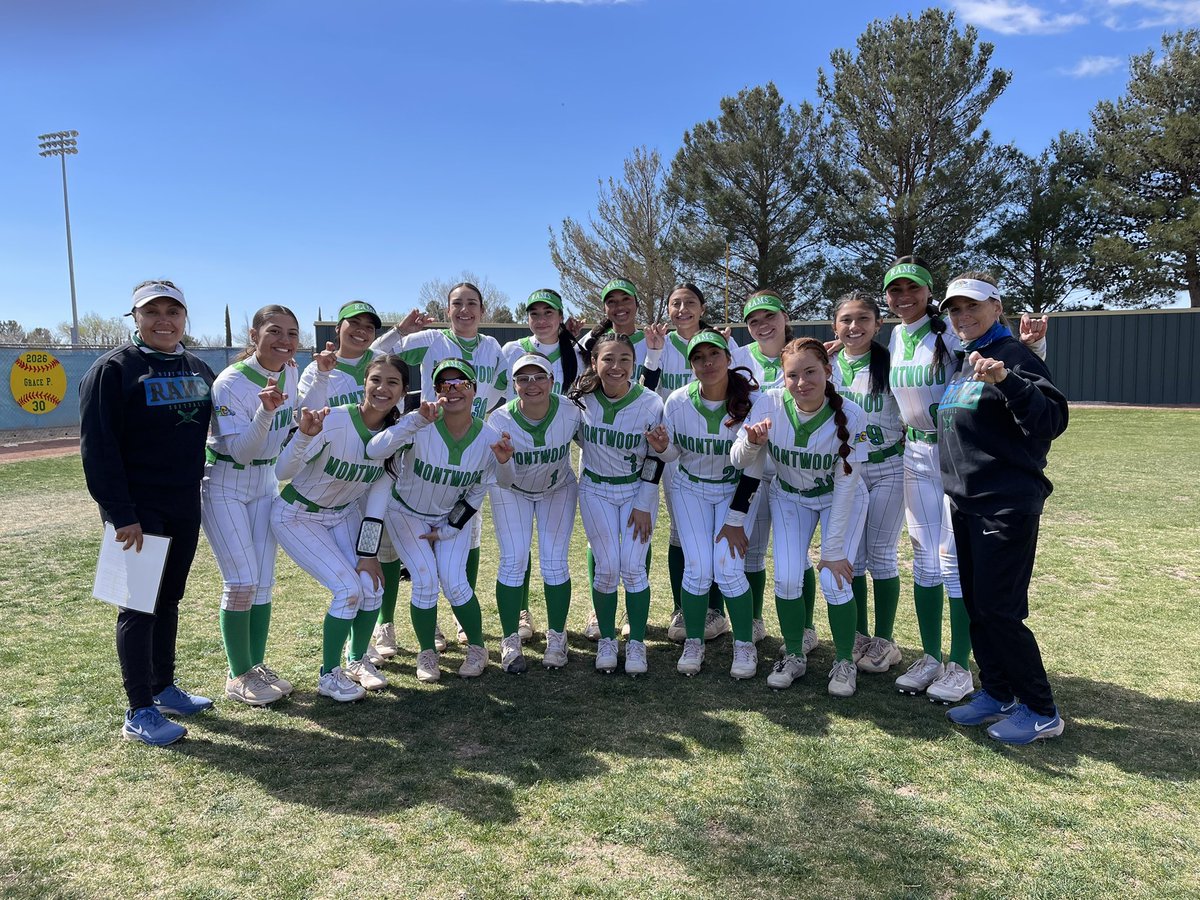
[2, 0, 1195, 340]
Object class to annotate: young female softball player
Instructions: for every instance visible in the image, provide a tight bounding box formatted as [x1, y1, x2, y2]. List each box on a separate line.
[732, 291, 817, 652]
[202, 305, 300, 706]
[731, 338, 869, 697]
[364, 360, 514, 683]
[487, 353, 583, 672]
[937, 273, 1068, 743]
[829, 292, 907, 675]
[568, 333, 666, 675]
[652, 331, 762, 679]
[272, 355, 409, 702]
[80, 280, 216, 745]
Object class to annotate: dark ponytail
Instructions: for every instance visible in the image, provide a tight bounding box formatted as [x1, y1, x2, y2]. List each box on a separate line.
[831, 291, 890, 396]
[567, 332, 634, 403]
[724, 367, 760, 427]
[558, 323, 580, 388]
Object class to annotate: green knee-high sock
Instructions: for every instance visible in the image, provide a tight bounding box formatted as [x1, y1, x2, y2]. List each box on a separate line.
[466, 547, 480, 592]
[544, 580, 571, 633]
[682, 589, 708, 640]
[724, 589, 753, 643]
[410, 604, 438, 652]
[708, 581, 725, 613]
[377, 560, 402, 626]
[913, 583, 945, 659]
[592, 587, 618, 639]
[322, 614, 354, 674]
[454, 595, 485, 646]
[775, 596, 807, 654]
[625, 587, 651, 641]
[827, 601, 858, 662]
[220, 608, 253, 678]
[873, 576, 901, 640]
[496, 581, 524, 637]
[803, 567, 817, 628]
[747, 570, 767, 619]
[348, 607, 377, 661]
[520, 554, 532, 612]
[248, 603, 272, 667]
[948, 596, 972, 668]
[668, 544, 685, 613]
[852, 575, 869, 635]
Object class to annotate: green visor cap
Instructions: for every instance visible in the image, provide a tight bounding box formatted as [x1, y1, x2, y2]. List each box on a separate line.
[431, 358, 477, 384]
[742, 294, 785, 318]
[525, 289, 564, 312]
[337, 300, 382, 328]
[686, 331, 729, 357]
[883, 263, 933, 291]
[601, 278, 639, 301]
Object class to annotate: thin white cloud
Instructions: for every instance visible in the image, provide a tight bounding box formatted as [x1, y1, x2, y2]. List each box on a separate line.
[1061, 54, 1125, 76]
[1099, 0, 1200, 29]
[953, 0, 1087, 34]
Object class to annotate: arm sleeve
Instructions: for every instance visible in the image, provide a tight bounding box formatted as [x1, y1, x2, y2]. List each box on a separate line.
[822, 464, 863, 562]
[722, 471, 761, 528]
[223, 405, 275, 465]
[995, 361, 1069, 441]
[297, 365, 330, 410]
[730, 426, 765, 472]
[371, 327, 404, 353]
[78, 358, 138, 528]
[274, 431, 324, 481]
[365, 411, 434, 460]
[363, 473, 391, 521]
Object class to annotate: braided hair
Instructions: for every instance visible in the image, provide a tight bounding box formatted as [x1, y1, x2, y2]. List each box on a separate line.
[781, 337, 853, 476]
[831, 291, 890, 396]
[567, 332, 636, 403]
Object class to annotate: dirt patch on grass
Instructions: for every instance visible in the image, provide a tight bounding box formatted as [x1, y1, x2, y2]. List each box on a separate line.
[0, 438, 79, 464]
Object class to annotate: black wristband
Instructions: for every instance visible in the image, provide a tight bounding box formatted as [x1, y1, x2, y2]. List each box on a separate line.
[730, 473, 761, 514]
[356, 517, 384, 557]
[447, 498, 477, 530]
[641, 367, 662, 391]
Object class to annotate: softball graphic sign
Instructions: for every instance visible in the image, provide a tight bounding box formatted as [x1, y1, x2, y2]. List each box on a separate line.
[10, 351, 68, 414]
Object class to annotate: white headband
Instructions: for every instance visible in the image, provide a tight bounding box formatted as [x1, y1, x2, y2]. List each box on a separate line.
[131, 281, 187, 310]
[941, 278, 1000, 309]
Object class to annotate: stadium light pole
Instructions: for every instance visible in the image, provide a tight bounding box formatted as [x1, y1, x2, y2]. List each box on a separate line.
[37, 130, 81, 347]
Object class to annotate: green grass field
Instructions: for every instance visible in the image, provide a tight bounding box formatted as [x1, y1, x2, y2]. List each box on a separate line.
[1, 407, 1197, 899]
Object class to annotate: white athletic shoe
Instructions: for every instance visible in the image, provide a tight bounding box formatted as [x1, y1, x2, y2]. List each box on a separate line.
[667, 610, 686, 643]
[852, 632, 871, 663]
[416, 649, 441, 683]
[828, 659, 858, 698]
[518, 609, 536, 642]
[857, 637, 902, 674]
[373, 622, 398, 658]
[317, 667, 366, 703]
[543, 629, 568, 669]
[677, 638, 705, 676]
[584, 610, 601, 642]
[364, 644, 385, 667]
[767, 653, 807, 690]
[346, 657, 388, 691]
[751, 618, 767, 644]
[252, 663, 293, 697]
[433, 624, 447, 653]
[730, 640, 758, 680]
[927, 661, 974, 704]
[500, 633, 528, 675]
[225, 670, 282, 707]
[704, 608, 730, 640]
[802, 627, 819, 655]
[458, 644, 488, 678]
[624, 639, 648, 675]
[595, 636, 619, 672]
[895, 654, 945, 695]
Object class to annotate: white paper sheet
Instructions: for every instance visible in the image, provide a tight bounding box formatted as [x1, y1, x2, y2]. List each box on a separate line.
[92, 523, 172, 614]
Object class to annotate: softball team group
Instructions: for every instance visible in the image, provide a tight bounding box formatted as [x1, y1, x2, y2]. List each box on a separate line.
[79, 259, 1069, 749]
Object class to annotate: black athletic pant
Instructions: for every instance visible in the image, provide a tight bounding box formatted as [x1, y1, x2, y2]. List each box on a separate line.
[113, 486, 202, 710]
[949, 502, 1055, 716]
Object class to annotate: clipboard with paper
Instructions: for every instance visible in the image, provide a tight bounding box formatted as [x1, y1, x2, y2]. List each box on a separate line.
[92, 523, 172, 614]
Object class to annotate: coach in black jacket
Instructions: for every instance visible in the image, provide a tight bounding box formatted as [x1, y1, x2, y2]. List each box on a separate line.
[936, 273, 1069, 745]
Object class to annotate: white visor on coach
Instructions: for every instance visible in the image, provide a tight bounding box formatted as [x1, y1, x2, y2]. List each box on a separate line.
[131, 281, 188, 310]
[940, 278, 1000, 310]
[511, 353, 554, 378]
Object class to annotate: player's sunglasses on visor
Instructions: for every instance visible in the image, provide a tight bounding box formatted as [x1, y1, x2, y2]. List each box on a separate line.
[435, 379, 474, 393]
[514, 373, 552, 385]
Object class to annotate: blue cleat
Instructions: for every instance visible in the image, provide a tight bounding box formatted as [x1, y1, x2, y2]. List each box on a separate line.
[122, 707, 187, 746]
[947, 689, 1019, 726]
[986, 704, 1064, 745]
[153, 684, 215, 716]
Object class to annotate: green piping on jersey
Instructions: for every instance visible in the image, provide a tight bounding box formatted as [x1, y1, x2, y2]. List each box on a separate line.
[749, 344, 781, 385]
[896, 321, 931, 361]
[595, 383, 644, 425]
[334, 352, 373, 384]
[508, 394, 559, 447]
[781, 394, 834, 448]
[442, 330, 481, 362]
[346, 404, 377, 446]
[518, 337, 560, 364]
[230, 359, 287, 393]
[836, 350, 870, 388]
[435, 416, 484, 466]
[668, 331, 691, 357]
[687, 381, 727, 435]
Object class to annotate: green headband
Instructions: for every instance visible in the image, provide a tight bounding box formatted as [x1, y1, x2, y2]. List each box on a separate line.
[431, 358, 477, 383]
[525, 289, 563, 312]
[883, 263, 933, 290]
[602, 278, 639, 301]
[338, 300, 382, 327]
[686, 331, 728, 357]
[743, 294, 785, 318]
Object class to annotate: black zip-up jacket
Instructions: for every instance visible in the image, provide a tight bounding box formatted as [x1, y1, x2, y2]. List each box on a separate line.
[79, 343, 216, 528]
[937, 335, 1068, 516]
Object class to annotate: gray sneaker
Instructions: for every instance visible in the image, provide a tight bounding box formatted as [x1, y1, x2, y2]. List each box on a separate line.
[252, 663, 293, 697]
[857, 637, 902, 674]
[677, 638, 704, 676]
[828, 659, 858, 697]
[852, 632, 871, 663]
[518, 609, 536, 642]
[895, 654, 945, 695]
[730, 640, 758, 680]
[543, 629, 569, 669]
[667, 610, 687, 643]
[767, 653, 807, 690]
[458, 644, 488, 678]
[500, 633, 528, 675]
[704, 608, 730, 640]
[584, 610, 601, 642]
[751, 618, 767, 644]
[595, 637, 618, 672]
[416, 649, 441, 683]
[225, 670, 282, 707]
[927, 661, 974, 704]
[801, 627, 819, 655]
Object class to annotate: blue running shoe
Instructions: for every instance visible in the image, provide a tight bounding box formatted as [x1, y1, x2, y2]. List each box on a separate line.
[947, 689, 1019, 726]
[986, 704, 1064, 745]
[122, 707, 187, 746]
[153, 684, 215, 716]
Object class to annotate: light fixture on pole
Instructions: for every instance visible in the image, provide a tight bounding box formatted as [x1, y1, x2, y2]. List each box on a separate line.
[38, 130, 81, 347]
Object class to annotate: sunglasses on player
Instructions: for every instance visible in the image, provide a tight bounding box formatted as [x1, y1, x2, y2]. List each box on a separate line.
[434, 378, 474, 394]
